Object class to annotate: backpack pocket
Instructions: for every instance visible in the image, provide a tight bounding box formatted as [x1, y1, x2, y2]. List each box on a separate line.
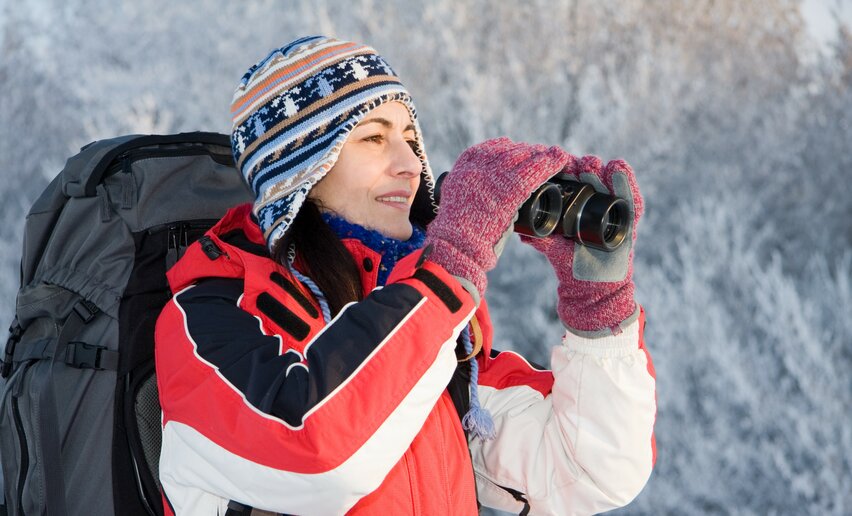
[0, 357, 48, 516]
[1, 300, 120, 516]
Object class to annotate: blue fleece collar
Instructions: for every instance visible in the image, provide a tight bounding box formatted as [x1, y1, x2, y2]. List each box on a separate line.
[321, 213, 426, 285]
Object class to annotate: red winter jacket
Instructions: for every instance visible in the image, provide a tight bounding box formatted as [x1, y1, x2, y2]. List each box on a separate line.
[155, 204, 657, 515]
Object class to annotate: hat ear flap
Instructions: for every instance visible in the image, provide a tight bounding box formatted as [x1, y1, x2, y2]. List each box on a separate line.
[410, 171, 437, 228]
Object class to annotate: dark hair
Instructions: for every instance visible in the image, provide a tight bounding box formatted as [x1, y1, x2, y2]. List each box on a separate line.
[272, 200, 363, 316]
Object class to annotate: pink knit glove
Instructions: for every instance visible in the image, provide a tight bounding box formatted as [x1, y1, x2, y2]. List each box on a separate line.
[520, 155, 644, 337]
[426, 138, 572, 302]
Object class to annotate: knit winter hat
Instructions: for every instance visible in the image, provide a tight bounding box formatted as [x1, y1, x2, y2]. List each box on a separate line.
[230, 35, 434, 252]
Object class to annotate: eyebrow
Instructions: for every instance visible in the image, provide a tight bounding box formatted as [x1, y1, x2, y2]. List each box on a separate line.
[357, 117, 416, 132]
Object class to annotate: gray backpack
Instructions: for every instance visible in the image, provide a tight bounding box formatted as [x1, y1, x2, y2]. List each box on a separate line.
[0, 133, 252, 516]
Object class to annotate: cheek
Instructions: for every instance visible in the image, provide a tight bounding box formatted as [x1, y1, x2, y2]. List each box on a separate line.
[312, 172, 376, 222]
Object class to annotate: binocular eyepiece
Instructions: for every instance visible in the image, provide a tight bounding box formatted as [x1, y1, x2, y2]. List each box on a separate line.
[434, 172, 631, 252]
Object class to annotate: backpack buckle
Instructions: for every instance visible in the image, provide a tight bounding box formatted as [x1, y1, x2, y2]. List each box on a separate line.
[73, 299, 100, 323]
[65, 342, 119, 370]
[1, 320, 23, 378]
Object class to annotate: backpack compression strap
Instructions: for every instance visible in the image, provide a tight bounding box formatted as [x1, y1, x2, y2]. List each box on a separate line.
[10, 300, 118, 371]
[36, 298, 100, 516]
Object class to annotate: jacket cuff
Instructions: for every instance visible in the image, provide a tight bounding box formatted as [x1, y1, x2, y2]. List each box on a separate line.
[562, 306, 643, 357]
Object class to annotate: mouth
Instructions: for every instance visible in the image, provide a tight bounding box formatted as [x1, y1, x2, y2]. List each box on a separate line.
[376, 191, 412, 210]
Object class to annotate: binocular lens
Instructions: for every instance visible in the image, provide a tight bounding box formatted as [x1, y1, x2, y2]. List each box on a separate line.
[577, 196, 629, 251]
[602, 204, 623, 243]
[519, 185, 561, 238]
[533, 204, 549, 228]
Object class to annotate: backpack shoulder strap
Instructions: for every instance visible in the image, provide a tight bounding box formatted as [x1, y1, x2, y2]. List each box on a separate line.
[447, 353, 472, 427]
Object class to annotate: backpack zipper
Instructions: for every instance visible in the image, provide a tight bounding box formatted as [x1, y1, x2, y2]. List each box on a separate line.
[155, 220, 221, 269]
[106, 148, 234, 178]
[121, 148, 233, 164]
[147, 219, 221, 235]
[11, 393, 29, 515]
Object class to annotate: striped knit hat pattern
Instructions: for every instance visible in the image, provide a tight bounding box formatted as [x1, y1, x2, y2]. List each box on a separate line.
[230, 36, 434, 252]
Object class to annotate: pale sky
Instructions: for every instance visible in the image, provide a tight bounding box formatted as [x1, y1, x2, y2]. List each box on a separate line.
[802, 0, 852, 50]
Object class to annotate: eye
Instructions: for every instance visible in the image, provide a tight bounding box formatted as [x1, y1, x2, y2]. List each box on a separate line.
[363, 134, 384, 144]
[406, 140, 418, 151]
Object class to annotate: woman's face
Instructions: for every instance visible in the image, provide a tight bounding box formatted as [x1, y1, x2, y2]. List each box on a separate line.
[310, 101, 422, 240]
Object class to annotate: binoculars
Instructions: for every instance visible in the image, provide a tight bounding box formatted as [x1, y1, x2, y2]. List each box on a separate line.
[434, 172, 631, 252]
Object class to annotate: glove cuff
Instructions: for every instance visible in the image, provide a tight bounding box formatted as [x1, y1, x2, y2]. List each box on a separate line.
[557, 281, 638, 337]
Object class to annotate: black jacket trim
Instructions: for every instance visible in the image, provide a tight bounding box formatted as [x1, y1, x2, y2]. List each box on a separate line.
[269, 272, 320, 319]
[412, 268, 462, 313]
[257, 293, 311, 341]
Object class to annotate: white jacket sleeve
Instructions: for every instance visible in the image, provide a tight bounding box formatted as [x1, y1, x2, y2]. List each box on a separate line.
[470, 315, 657, 516]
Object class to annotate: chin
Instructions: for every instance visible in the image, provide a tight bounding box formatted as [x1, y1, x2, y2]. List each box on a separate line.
[380, 222, 414, 240]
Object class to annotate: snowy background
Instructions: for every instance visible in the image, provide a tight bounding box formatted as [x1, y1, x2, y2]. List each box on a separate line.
[1, 0, 850, 514]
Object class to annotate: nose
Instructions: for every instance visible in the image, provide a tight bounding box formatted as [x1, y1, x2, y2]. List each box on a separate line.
[389, 137, 422, 178]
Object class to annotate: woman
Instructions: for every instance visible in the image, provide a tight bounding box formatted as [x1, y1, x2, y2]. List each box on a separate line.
[155, 36, 656, 515]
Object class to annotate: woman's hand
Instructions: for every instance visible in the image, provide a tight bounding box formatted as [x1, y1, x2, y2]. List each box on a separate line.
[426, 137, 572, 303]
[520, 155, 644, 336]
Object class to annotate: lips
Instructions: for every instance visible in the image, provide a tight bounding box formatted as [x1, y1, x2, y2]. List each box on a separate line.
[375, 190, 412, 208]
